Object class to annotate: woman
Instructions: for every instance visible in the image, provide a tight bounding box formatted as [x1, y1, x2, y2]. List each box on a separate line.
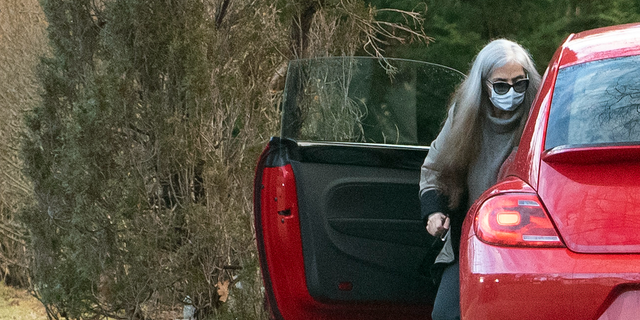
[420, 39, 541, 320]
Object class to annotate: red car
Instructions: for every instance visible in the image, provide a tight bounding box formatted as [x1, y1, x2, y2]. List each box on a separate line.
[460, 23, 640, 319]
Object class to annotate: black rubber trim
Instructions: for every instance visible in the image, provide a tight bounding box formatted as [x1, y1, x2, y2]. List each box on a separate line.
[298, 143, 427, 170]
[265, 137, 428, 170]
[263, 137, 300, 168]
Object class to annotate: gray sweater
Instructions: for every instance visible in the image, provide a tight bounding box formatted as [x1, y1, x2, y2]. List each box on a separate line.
[420, 103, 524, 212]
[419, 103, 524, 260]
[465, 105, 524, 208]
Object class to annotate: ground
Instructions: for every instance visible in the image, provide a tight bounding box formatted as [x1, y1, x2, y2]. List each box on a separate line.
[0, 281, 47, 320]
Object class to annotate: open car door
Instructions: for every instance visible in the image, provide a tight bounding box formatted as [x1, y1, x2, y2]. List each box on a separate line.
[254, 57, 464, 320]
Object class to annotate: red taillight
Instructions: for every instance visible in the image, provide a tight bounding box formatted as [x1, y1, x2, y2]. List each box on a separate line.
[474, 193, 564, 248]
[496, 211, 520, 226]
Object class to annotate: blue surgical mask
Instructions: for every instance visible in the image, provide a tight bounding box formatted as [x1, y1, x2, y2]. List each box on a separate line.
[489, 87, 525, 111]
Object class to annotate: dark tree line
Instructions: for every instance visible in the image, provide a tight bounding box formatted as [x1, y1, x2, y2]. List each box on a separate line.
[368, 0, 640, 73]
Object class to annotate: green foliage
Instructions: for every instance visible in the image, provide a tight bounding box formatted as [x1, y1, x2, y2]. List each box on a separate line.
[22, 0, 426, 318]
[22, 0, 280, 318]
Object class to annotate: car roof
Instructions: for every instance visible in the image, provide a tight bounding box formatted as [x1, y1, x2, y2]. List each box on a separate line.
[558, 22, 640, 68]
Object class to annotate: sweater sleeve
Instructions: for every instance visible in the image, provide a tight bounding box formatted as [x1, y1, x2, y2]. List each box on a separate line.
[419, 105, 456, 226]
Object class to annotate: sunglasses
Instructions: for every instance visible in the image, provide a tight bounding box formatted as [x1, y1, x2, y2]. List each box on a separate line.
[487, 78, 529, 95]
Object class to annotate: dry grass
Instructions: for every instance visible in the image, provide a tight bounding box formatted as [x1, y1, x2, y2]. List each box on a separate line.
[0, 0, 47, 285]
[0, 281, 47, 320]
[0, 0, 47, 169]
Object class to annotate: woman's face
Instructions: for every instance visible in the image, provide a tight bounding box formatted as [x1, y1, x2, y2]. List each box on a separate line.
[486, 61, 528, 116]
[486, 61, 527, 96]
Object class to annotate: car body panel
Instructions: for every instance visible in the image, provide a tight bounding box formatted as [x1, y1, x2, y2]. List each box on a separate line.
[539, 158, 640, 253]
[461, 235, 640, 320]
[558, 23, 640, 68]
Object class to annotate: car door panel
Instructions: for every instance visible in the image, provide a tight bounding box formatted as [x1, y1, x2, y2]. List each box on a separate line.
[254, 57, 464, 319]
[292, 157, 434, 302]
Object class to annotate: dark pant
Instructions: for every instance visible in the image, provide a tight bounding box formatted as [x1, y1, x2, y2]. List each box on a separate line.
[431, 261, 460, 320]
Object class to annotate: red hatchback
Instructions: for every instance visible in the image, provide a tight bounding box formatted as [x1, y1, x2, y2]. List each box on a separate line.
[460, 23, 640, 319]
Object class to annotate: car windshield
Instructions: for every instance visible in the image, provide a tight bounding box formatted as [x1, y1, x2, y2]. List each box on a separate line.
[281, 57, 464, 146]
[545, 54, 640, 150]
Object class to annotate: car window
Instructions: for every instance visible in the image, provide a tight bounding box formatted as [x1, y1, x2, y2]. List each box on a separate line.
[281, 57, 464, 146]
[545, 55, 640, 150]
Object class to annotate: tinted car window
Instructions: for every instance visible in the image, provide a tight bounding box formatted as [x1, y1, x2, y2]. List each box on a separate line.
[281, 57, 464, 146]
[545, 55, 640, 150]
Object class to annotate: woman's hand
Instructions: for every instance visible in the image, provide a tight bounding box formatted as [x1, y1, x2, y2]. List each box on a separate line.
[426, 212, 450, 238]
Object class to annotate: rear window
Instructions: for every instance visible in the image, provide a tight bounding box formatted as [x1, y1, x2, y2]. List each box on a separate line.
[281, 57, 464, 146]
[545, 55, 640, 150]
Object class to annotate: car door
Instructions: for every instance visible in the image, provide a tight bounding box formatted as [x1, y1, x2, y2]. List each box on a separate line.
[254, 57, 464, 320]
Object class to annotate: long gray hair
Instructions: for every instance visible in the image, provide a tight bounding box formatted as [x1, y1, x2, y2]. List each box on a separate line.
[436, 39, 541, 208]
